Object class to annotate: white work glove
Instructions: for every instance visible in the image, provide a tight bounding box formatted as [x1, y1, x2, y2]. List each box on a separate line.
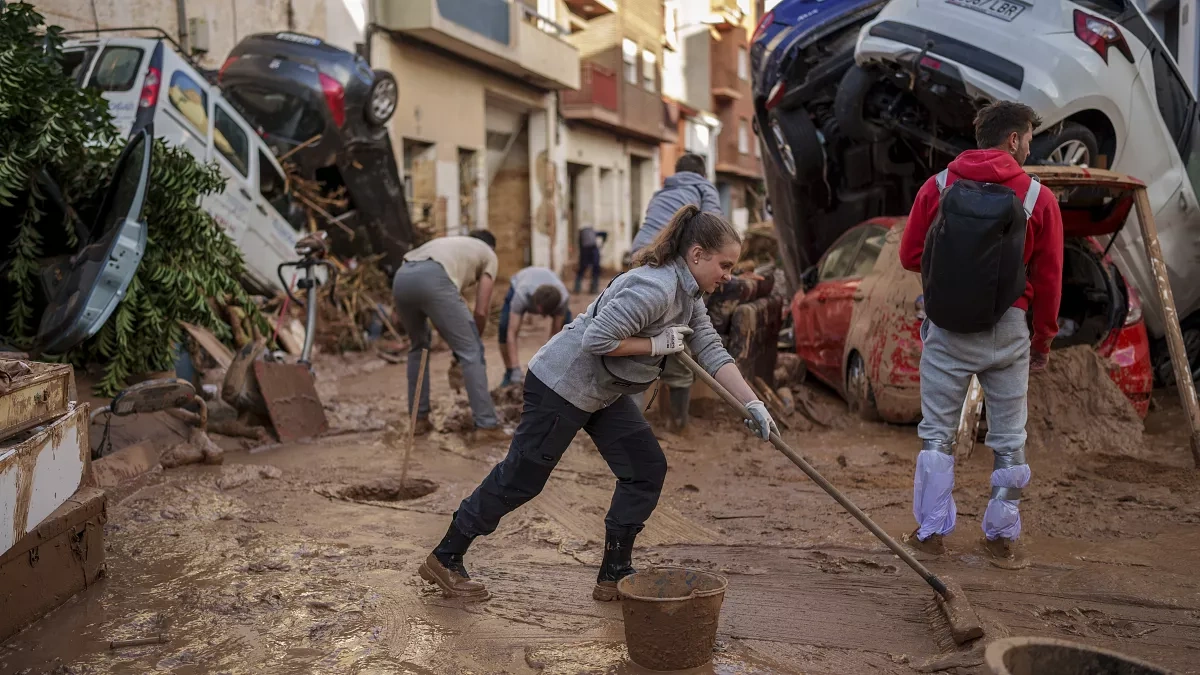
[649, 325, 693, 356]
[744, 400, 778, 441]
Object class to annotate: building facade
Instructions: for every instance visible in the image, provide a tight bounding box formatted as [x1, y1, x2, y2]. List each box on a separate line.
[660, 0, 764, 233]
[559, 0, 671, 270]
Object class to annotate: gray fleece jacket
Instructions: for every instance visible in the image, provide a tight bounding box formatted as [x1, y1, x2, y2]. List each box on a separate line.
[528, 256, 734, 412]
[631, 171, 723, 251]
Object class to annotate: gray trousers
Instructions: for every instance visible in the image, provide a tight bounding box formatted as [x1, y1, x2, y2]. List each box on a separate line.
[915, 307, 1031, 541]
[393, 260, 498, 428]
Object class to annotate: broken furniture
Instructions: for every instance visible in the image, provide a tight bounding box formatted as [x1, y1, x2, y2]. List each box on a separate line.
[0, 359, 104, 641]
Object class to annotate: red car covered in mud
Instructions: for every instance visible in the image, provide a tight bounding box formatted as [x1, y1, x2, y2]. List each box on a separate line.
[790, 174, 1154, 423]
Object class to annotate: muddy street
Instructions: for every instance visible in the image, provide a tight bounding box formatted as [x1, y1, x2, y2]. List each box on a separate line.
[4, 316, 1200, 675]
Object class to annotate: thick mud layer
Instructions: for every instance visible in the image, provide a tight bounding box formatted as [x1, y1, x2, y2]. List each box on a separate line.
[5, 312, 1200, 674]
[1026, 345, 1144, 456]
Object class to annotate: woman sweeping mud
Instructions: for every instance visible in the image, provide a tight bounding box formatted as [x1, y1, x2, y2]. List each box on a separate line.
[418, 205, 777, 601]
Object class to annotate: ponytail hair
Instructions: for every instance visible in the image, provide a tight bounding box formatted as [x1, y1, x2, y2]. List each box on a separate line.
[633, 204, 741, 268]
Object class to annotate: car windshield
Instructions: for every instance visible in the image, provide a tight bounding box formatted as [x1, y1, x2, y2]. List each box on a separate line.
[225, 86, 325, 151]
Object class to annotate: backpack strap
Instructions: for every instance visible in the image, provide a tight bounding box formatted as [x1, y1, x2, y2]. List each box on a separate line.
[1022, 178, 1041, 218]
[935, 169, 950, 192]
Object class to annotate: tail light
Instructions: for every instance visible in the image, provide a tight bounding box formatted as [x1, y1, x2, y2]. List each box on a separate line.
[765, 80, 787, 110]
[138, 66, 161, 109]
[319, 72, 346, 128]
[1074, 10, 1134, 64]
[218, 56, 238, 81]
[752, 10, 774, 43]
[1124, 285, 1143, 326]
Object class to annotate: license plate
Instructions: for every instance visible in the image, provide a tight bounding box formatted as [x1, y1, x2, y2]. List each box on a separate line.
[945, 0, 1029, 22]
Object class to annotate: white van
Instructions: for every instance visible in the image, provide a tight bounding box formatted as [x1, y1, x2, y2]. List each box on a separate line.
[62, 33, 304, 293]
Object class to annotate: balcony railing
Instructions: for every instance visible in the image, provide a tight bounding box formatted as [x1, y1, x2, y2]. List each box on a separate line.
[562, 62, 619, 112]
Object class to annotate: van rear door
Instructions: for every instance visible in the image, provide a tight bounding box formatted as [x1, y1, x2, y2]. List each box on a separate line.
[80, 41, 148, 135]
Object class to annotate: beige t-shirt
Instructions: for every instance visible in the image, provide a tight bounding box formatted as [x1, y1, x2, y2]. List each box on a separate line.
[403, 236, 498, 292]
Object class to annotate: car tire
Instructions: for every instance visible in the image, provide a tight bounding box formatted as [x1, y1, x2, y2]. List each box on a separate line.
[846, 352, 880, 421]
[1153, 315, 1200, 386]
[766, 107, 825, 186]
[365, 70, 398, 126]
[1030, 122, 1099, 167]
[834, 65, 888, 143]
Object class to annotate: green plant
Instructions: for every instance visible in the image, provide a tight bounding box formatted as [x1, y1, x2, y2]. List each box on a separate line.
[0, 3, 268, 395]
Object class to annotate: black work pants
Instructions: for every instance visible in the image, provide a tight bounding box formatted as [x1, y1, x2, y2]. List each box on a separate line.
[454, 371, 667, 538]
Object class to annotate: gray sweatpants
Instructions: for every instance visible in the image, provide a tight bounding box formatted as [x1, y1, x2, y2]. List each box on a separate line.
[393, 260, 498, 429]
[915, 307, 1031, 541]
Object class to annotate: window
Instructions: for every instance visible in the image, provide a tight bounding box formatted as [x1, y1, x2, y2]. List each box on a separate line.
[818, 228, 866, 282]
[225, 86, 324, 154]
[622, 39, 638, 85]
[167, 70, 209, 137]
[258, 150, 291, 217]
[738, 119, 749, 154]
[1150, 48, 1194, 147]
[88, 46, 143, 92]
[737, 46, 749, 81]
[1187, 108, 1200, 199]
[61, 48, 97, 87]
[846, 226, 889, 278]
[213, 105, 250, 176]
[642, 49, 657, 91]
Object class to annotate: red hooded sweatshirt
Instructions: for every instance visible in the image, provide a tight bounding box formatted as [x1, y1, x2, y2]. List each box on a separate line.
[899, 149, 1064, 354]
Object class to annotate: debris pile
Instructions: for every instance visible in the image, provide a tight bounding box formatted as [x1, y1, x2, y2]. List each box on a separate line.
[1026, 345, 1144, 456]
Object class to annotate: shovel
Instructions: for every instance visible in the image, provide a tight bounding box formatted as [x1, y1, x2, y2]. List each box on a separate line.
[677, 352, 984, 645]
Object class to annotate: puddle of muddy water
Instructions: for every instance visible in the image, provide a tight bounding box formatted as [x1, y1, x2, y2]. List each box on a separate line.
[337, 477, 438, 501]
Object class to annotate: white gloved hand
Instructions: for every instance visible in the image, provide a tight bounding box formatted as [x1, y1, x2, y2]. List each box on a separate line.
[744, 400, 778, 440]
[649, 325, 693, 356]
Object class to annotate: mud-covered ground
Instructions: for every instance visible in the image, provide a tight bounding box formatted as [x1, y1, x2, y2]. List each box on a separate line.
[5, 304, 1200, 674]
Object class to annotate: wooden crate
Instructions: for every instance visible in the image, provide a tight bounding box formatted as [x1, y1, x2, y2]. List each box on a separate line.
[0, 361, 73, 443]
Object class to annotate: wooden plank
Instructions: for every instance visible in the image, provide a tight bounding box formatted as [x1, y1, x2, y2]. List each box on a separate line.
[180, 321, 234, 370]
[1132, 188, 1200, 466]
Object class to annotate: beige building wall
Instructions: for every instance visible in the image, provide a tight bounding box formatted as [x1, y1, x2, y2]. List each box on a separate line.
[565, 126, 659, 269]
[32, 0, 366, 67]
[373, 38, 567, 276]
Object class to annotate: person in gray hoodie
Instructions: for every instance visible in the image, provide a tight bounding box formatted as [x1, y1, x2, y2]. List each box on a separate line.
[630, 153, 723, 433]
[418, 205, 777, 603]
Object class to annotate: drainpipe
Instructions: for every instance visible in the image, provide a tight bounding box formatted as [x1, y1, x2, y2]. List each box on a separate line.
[175, 0, 190, 54]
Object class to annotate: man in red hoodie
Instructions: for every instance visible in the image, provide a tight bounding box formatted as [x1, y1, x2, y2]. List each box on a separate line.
[899, 101, 1063, 564]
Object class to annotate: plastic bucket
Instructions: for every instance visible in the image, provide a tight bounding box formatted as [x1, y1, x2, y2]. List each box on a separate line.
[985, 637, 1176, 675]
[617, 566, 728, 671]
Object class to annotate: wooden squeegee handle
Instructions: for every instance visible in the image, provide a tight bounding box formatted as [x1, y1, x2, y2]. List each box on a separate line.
[676, 352, 950, 598]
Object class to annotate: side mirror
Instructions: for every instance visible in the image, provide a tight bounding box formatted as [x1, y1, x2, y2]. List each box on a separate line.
[801, 266, 818, 292]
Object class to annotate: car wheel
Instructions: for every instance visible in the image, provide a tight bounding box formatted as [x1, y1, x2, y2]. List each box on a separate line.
[834, 65, 888, 143]
[1030, 122, 1098, 167]
[365, 70, 398, 126]
[767, 107, 825, 186]
[846, 352, 880, 421]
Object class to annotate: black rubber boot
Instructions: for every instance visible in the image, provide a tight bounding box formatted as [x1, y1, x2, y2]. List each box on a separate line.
[593, 528, 638, 601]
[668, 386, 691, 432]
[573, 278, 583, 294]
[419, 520, 489, 599]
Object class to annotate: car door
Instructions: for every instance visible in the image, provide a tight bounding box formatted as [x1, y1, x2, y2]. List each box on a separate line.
[206, 97, 272, 288]
[814, 225, 888, 386]
[253, 147, 307, 289]
[794, 227, 865, 385]
[37, 130, 152, 354]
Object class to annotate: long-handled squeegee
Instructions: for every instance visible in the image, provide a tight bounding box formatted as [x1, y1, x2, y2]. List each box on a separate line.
[678, 353, 984, 645]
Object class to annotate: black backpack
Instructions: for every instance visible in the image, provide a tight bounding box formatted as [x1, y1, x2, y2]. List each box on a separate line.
[921, 169, 1041, 334]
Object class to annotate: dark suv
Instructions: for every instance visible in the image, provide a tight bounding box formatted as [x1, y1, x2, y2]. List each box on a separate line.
[218, 32, 412, 275]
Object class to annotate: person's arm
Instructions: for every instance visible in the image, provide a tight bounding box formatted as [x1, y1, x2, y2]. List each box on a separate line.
[507, 311, 523, 367]
[701, 183, 723, 215]
[687, 300, 775, 439]
[1028, 189, 1064, 360]
[473, 273, 494, 334]
[899, 177, 940, 272]
[581, 276, 667, 356]
[549, 313, 565, 340]
[714, 362, 758, 405]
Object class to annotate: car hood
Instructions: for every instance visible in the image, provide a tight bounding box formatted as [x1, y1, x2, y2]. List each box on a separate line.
[752, 0, 886, 97]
